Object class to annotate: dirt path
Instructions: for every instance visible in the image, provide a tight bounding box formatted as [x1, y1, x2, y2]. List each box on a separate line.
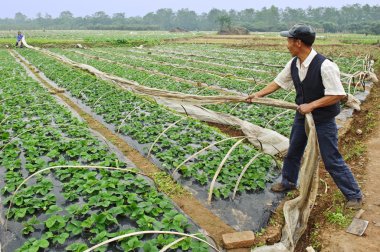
[318, 79, 380, 251]
[320, 112, 380, 251]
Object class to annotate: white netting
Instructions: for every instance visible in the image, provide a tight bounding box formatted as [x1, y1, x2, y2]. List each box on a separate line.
[22, 45, 297, 155]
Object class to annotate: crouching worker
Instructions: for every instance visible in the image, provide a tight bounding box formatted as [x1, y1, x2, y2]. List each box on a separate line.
[245, 24, 363, 209]
[15, 31, 24, 48]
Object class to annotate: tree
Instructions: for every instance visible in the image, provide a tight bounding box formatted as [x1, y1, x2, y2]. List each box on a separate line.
[155, 8, 175, 30]
[59, 11, 74, 20]
[14, 12, 27, 22]
[281, 7, 307, 26]
[207, 8, 225, 30]
[58, 11, 74, 29]
[175, 8, 198, 30]
[217, 15, 232, 31]
[112, 13, 126, 27]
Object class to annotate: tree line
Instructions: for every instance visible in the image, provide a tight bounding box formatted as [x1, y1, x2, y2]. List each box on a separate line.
[1, 4, 380, 34]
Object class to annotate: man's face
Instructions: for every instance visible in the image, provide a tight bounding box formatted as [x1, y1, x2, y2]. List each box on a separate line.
[286, 38, 301, 57]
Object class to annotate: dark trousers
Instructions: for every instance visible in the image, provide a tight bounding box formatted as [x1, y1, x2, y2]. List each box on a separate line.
[281, 117, 362, 200]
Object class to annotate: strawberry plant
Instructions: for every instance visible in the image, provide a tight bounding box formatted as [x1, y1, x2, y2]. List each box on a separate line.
[0, 49, 209, 251]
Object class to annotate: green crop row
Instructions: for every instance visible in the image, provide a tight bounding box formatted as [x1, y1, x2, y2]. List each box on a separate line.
[0, 49, 210, 251]
[142, 43, 365, 75]
[18, 48, 278, 200]
[47, 48, 295, 137]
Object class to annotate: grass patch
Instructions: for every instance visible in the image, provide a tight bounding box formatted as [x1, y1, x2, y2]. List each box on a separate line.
[310, 223, 322, 251]
[343, 142, 366, 161]
[325, 208, 351, 227]
[151, 172, 189, 197]
[324, 191, 355, 228]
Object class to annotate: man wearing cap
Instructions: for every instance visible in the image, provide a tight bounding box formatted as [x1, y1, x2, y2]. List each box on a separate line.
[246, 24, 362, 209]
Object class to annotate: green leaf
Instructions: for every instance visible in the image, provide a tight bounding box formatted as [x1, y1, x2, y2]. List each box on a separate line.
[54, 232, 70, 245]
[36, 239, 49, 248]
[65, 242, 89, 251]
[46, 205, 63, 214]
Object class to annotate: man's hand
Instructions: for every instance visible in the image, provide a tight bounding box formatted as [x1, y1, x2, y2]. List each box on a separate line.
[246, 93, 261, 103]
[244, 82, 281, 103]
[297, 103, 315, 115]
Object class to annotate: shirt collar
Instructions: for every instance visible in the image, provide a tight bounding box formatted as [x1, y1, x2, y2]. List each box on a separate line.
[296, 48, 317, 69]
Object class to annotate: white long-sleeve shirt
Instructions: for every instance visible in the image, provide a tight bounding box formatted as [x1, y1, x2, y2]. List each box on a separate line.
[274, 49, 346, 96]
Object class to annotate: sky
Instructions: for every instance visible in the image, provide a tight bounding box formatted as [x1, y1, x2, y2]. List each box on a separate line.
[2, 0, 379, 18]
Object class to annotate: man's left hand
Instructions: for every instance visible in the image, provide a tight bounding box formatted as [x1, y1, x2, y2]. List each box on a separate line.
[297, 103, 315, 115]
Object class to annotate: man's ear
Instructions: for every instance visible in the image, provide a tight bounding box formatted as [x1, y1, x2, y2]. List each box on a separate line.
[296, 39, 303, 48]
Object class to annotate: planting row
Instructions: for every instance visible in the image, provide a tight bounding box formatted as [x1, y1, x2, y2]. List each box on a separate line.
[107, 46, 277, 84]
[131, 45, 361, 94]
[43, 48, 294, 137]
[68, 48, 282, 97]
[136, 43, 365, 75]
[86, 45, 361, 96]
[0, 49, 210, 251]
[17, 48, 279, 204]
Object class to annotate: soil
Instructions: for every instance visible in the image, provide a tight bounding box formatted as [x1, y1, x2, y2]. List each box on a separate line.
[319, 75, 380, 251]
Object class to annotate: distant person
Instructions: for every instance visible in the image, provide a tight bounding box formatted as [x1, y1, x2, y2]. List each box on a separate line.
[15, 31, 24, 48]
[245, 24, 363, 209]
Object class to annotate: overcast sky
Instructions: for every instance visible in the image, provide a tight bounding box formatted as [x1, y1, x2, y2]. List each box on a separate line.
[2, 0, 379, 18]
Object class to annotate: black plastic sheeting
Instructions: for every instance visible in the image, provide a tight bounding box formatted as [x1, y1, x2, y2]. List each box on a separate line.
[0, 58, 207, 251]
[33, 68, 286, 232]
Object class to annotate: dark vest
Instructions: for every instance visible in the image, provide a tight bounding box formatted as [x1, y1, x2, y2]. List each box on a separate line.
[291, 54, 340, 123]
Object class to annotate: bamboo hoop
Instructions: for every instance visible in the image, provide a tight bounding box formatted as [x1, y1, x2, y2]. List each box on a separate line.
[83, 230, 220, 252]
[147, 48, 283, 69]
[0, 93, 36, 104]
[93, 90, 116, 107]
[232, 153, 279, 200]
[282, 90, 295, 101]
[130, 48, 270, 74]
[109, 47, 259, 84]
[159, 236, 188, 252]
[147, 117, 186, 157]
[116, 101, 149, 133]
[5, 165, 144, 229]
[75, 49, 238, 96]
[0, 103, 53, 125]
[208, 138, 246, 203]
[29, 46, 300, 111]
[171, 136, 245, 176]
[264, 109, 293, 128]
[0, 123, 83, 151]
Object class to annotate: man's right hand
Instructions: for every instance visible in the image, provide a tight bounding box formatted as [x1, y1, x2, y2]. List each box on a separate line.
[245, 93, 260, 103]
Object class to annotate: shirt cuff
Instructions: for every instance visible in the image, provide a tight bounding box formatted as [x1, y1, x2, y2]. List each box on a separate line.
[324, 90, 346, 96]
[274, 79, 290, 90]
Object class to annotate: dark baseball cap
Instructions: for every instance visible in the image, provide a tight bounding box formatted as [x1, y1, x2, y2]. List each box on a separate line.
[280, 24, 316, 45]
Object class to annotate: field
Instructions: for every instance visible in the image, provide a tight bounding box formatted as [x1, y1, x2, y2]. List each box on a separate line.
[0, 31, 379, 251]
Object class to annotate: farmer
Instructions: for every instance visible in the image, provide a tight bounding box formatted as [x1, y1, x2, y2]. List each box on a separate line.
[246, 24, 363, 209]
[15, 31, 24, 48]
